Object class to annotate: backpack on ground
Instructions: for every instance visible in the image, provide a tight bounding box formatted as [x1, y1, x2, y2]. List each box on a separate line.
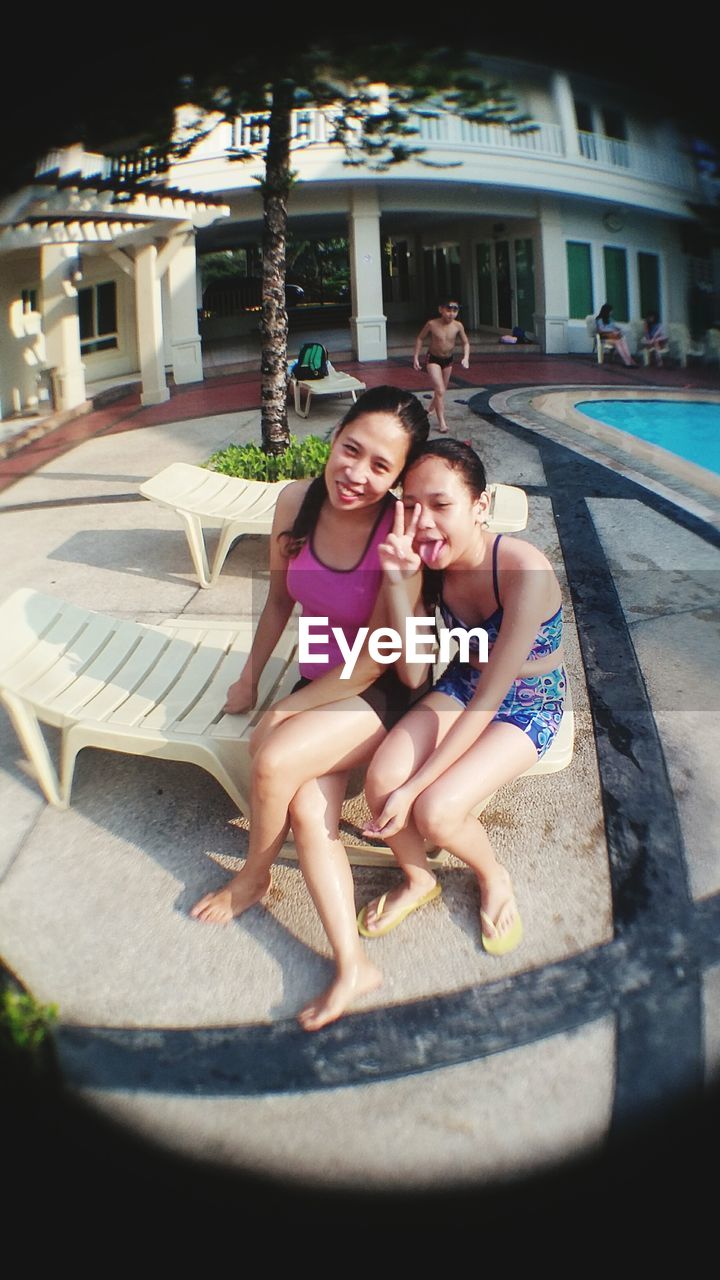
[294, 342, 329, 380]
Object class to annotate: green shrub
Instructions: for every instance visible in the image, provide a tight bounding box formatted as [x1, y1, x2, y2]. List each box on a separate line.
[0, 987, 58, 1083]
[205, 435, 331, 482]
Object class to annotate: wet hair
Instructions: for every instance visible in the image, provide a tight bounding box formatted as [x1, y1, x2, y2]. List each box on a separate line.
[403, 437, 487, 497]
[281, 385, 430, 557]
[402, 438, 488, 609]
[597, 303, 613, 324]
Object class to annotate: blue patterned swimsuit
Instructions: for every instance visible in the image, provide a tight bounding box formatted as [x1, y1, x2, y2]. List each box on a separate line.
[433, 534, 566, 759]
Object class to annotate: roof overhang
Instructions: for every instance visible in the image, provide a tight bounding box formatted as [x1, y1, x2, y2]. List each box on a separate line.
[0, 170, 229, 255]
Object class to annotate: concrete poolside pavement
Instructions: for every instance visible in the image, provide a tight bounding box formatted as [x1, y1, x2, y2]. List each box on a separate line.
[1, 353, 719, 1221]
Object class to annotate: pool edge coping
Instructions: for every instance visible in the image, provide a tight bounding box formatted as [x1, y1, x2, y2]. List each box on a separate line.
[489, 386, 720, 525]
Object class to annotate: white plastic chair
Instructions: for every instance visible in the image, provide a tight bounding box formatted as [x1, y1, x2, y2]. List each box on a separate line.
[665, 323, 705, 368]
[705, 328, 720, 365]
[140, 463, 530, 587]
[0, 586, 574, 867]
[139, 463, 292, 588]
[0, 588, 295, 816]
[586, 315, 616, 364]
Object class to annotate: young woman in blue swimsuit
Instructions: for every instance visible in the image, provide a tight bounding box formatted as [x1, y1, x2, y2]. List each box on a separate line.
[358, 438, 566, 955]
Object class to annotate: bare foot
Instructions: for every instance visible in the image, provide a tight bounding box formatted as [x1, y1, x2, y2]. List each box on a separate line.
[478, 864, 520, 946]
[359, 875, 439, 936]
[190, 869, 271, 924]
[437, 424, 449, 433]
[298, 958, 383, 1032]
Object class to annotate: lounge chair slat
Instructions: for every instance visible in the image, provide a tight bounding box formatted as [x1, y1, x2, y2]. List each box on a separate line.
[53, 627, 170, 721]
[139, 631, 236, 729]
[7, 614, 124, 705]
[100, 637, 210, 727]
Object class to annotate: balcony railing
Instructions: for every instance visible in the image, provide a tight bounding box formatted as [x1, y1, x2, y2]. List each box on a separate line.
[226, 109, 698, 193]
[416, 115, 565, 156]
[36, 145, 172, 185]
[578, 130, 630, 167]
[108, 147, 172, 182]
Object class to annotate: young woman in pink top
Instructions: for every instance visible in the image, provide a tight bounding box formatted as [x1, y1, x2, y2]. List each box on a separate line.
[191, 385, 430, 1029]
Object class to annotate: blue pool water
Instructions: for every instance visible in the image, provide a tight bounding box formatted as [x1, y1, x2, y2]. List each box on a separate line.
[576, 400, 720, 476]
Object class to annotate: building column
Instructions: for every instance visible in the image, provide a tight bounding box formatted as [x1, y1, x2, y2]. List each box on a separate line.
[165, 229, 203, 385]
[40, 244, 87, 412]
[135, 242, 170, 405]
[534, 198, 569, 353]
[347, 189, 387, 361]
[551, 71, 580, 159]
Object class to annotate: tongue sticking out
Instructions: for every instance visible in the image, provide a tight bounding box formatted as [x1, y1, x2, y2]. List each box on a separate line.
[419, 539, 445, 566]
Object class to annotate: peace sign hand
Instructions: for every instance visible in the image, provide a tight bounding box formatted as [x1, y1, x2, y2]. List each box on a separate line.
[378, 500, 422, 583]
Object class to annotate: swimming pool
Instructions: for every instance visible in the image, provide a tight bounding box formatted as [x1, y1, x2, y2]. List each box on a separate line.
[575, 399, 720, 476]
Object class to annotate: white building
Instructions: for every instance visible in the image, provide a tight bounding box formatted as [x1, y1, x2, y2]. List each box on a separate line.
[1, 55, 718, 420]
[0, 146, 229, 420]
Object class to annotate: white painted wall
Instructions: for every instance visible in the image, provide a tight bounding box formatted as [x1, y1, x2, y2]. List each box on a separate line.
[167, 95, 699, 223]
[559, 201, 686, 352]
[0, 253, 46, 417]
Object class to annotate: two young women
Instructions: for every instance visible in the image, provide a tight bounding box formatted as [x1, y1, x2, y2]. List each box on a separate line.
[192, 388, 566, 1031]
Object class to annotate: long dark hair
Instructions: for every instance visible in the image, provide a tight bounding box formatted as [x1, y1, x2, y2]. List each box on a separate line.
[281, 385, 430, 557]
[401, 438, 488, 609]
[597, 303, 612, 325]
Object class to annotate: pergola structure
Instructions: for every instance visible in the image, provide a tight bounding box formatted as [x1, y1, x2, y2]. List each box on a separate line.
[0, 149, 229, 417]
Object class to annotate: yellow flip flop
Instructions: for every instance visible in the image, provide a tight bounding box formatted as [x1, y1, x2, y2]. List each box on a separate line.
[357, 882, 442, 939]
[480, 900, 523, 956]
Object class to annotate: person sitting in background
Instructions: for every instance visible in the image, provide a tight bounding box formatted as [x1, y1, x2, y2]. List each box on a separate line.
[595, 303, 638, 368]
[640, 312, 668, 367]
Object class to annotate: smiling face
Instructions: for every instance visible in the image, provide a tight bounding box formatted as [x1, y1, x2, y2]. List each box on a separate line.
[325, 412, 411, 511]
[402, 455, 490, 568]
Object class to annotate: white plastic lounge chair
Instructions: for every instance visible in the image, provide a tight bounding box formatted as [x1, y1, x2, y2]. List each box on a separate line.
[0, 579, 573, 868]
[0, 587, 295, 816]
[139, 463, 292, 588]
[290, 369, 367, 419]
[140, 460, 529, 587]
[485, 481, 528, 532]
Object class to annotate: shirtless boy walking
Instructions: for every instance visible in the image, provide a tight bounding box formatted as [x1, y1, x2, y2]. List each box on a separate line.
[413, 299, 470, 433]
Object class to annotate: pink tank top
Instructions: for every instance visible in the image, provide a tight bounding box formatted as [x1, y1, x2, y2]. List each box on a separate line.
[286, 499, 394, 678]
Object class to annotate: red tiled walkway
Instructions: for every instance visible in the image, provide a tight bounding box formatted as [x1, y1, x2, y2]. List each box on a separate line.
[1, 353, 719, 496]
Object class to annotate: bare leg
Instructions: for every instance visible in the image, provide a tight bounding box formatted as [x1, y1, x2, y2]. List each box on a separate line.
[364, 699, 537, 948]
[612, 336, 638, 367]
[291, 773, 383, 1031]
[191, 700, 386, 923]
[361, 694, 461, 931]
[412, 723, 537, 946]
[427, 361, 452, 432]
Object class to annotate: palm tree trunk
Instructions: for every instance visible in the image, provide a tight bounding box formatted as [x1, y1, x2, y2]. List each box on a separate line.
[261, 80, 294, 453]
